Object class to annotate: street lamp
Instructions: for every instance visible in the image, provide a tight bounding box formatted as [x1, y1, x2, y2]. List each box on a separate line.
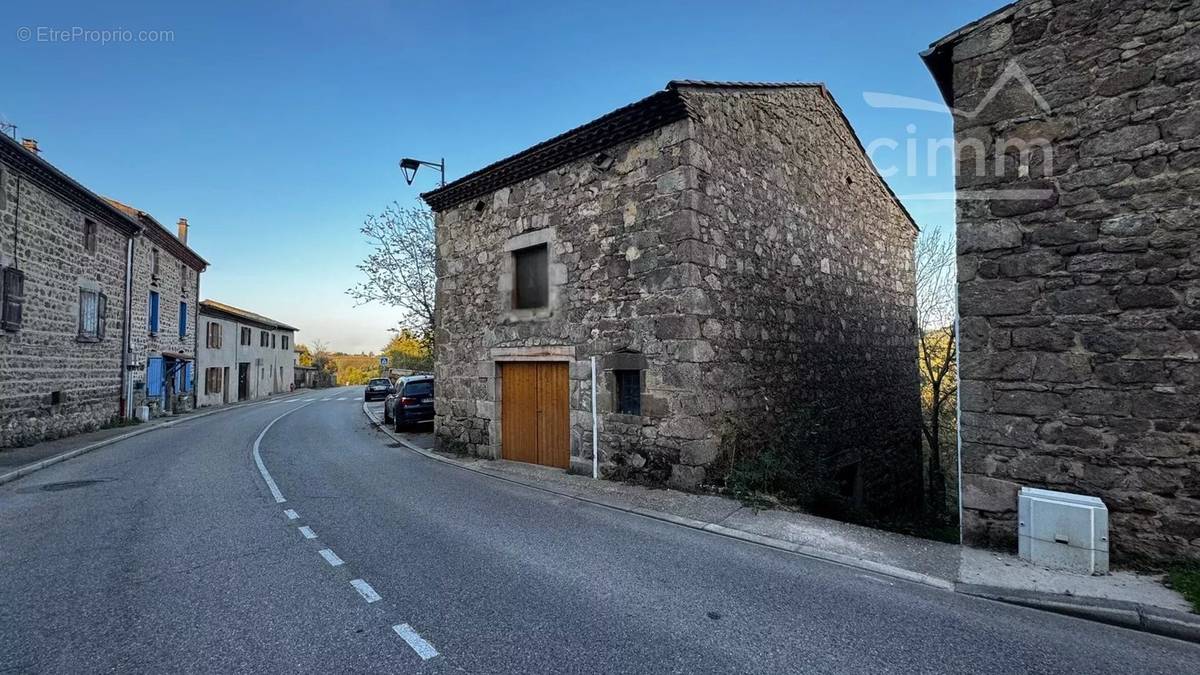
[399, 157, 445, 187]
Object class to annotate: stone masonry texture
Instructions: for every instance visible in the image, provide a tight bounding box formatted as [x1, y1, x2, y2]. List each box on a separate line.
[430, 83, 921, 510]
[933, 0, 1200, 562]
[0, 157, 131, 447]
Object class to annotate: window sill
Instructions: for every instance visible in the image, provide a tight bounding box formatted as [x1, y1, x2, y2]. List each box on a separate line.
[76, 335, 101, 343]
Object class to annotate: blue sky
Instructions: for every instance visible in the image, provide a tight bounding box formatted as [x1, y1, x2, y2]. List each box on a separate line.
[3, 1, 1003, 352]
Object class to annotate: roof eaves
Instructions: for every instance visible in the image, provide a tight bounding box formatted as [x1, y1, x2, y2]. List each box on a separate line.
[0, 134, 142, 237]
[104, 197, 210, 271]
[199, 299, 298, 332]
[420, 88, 692, 211]
[921, 1, 1021, 106]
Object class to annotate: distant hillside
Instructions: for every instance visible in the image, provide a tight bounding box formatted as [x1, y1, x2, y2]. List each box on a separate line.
[329, 353, 382, 385]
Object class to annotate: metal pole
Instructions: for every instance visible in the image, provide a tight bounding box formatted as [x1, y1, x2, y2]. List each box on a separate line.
[591, 356, 598, 479]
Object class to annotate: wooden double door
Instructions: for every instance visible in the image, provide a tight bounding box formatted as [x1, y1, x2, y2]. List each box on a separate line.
[500, 362, 569, 469]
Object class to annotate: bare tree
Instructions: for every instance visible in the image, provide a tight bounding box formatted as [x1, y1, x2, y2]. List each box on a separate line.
[915, 228, 957, 519]
[347, 203, 436, 338]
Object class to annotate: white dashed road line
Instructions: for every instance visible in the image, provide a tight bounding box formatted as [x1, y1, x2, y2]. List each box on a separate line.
[393, 624, 439, 660]
[284, 509, 299, 520]
[350, 579, 382, 603]
[299, 526, 317, 539]
[337, 397, 348, 401]
[318, 549, 345, 567]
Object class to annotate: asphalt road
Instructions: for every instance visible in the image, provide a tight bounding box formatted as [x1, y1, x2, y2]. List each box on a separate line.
[2, 386, 1197, 674]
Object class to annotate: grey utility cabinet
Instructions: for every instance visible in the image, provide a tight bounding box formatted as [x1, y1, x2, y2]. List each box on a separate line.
[1018, 487, 1109, 575]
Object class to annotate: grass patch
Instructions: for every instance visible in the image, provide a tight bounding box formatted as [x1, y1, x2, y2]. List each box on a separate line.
[1168, 565, 1200, 613]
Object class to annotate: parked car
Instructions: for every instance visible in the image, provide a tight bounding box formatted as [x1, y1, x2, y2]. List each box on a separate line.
[364, 378, 394, 402]
[385, 375, 435, 431]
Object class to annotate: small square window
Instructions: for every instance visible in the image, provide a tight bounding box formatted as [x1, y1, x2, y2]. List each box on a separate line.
[614, 370, 641, 415]
[512, 244, 548, 310]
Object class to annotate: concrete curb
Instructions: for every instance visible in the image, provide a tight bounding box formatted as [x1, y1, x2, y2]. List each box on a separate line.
[363, 402, 1200, 643]
[0, 391, 314, 487]
[362, 403, 955, 592]
[956, 583, 1200, 644]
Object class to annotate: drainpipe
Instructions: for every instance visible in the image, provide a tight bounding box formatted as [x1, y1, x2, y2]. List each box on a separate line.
[120, 234, 136, 418]
[591, 356, 599, 480]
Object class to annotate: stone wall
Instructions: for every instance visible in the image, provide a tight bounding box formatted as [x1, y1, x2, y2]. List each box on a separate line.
[433, 85, 921, 506]
[943, 0, 1200, 562]
[128, 231, 202, 414]
[433, 119, 707, 477]
[0, 159, 131, 446]
[683, 85, 923, 508]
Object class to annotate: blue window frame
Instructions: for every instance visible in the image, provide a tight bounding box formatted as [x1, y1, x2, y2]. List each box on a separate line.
[148, 291, 160, 333]
[179, 301, 187, 337]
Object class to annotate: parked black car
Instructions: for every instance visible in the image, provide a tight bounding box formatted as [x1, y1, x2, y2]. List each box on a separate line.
[384, 375, 434, 430]
[364, 378, 394, 402]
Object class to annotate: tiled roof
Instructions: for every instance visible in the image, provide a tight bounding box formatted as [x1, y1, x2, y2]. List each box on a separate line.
[0, 134, 141, 236]
[667, 80, 822, 89]
[199, 299, 298, 332]
[421, 89, 692, 212]
[104, 197, 208, 271]
[420, 79, 917, 232]
[420, 81, 824, 212]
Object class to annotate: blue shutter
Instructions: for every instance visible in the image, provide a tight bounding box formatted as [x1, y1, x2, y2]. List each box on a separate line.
[186, 362, 194, 393]
[179, 302, 187, 337]
[147, 357, 163, 396]
[148, 292, 160, 333]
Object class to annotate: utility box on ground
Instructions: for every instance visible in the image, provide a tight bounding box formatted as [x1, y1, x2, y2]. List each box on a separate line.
[1018, 487, 1109, 575]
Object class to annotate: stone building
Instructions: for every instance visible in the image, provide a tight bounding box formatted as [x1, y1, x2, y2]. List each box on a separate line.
[0, 135, 141, 446]
[196, 300, 297, 407]
[105, 200, 207, 417]
[424, 81, 921, 507]
[924, 0, 1199, 562]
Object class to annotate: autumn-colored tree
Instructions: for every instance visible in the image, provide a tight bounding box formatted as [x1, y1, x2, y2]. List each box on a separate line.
[916, 229, 957, 520]
[295, 344, 314, 368]
[382, 328, 433, 372]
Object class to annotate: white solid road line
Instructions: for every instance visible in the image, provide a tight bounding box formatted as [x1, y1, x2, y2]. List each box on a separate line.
[252, 407, 308, 504]
[318, 549, 345, 567]
[392, 624, 439, 660]
[350, 579, 382, 603]
[284, 509, 299, 520]
[299, 526, 317, 539]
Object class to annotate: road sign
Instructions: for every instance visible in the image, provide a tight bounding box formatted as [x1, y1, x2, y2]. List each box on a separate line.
[380, 356, 390, 367]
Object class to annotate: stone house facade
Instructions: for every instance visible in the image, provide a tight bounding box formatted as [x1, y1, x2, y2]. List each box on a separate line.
[0, 136, 141, 447]
[425, 81, 921, 508]
[106, 200, 207, 417]
[924, 0, 1199, 562]
[196, 300, 297, 407]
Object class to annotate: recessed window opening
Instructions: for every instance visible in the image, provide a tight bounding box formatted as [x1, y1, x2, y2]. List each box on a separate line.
[512, 243, 549, 310]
